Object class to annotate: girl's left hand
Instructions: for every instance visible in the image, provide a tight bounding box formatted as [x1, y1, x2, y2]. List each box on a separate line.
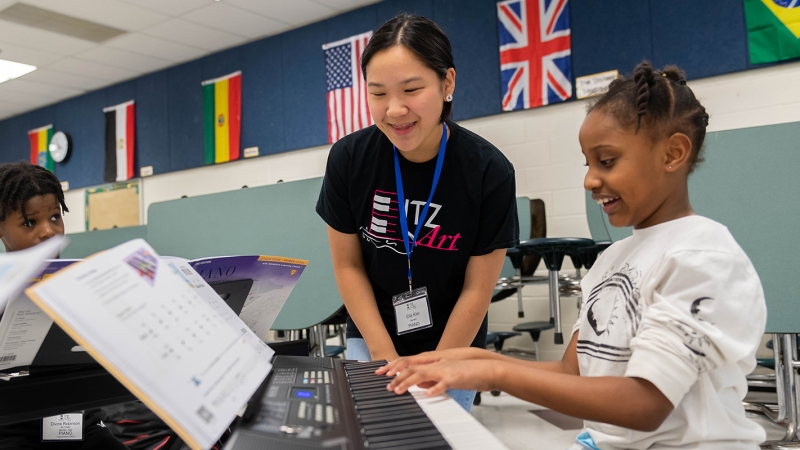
[386, 360, 499, 397]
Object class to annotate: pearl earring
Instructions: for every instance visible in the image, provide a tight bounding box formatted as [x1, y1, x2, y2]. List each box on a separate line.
[445, 94, 453, 102]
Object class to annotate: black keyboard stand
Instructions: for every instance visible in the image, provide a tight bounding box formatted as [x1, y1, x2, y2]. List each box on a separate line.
[0, 339, 311, 427]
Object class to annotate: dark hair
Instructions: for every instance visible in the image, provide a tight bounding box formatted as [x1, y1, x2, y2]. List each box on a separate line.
[589, 61, 710, 173]
[361, 13, 455, 123]
[0, 161, 68, 222]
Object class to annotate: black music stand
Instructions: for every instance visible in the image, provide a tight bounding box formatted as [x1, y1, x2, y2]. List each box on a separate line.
[0, 279, 256, 426]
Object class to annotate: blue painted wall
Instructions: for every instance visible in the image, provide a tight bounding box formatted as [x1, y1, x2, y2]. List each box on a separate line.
[0, 0, 787, 188]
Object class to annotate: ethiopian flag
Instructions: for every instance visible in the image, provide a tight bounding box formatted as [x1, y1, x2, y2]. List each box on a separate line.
[202, 71, 241, 165]
[745, 0, 800, 64]
[28, 125, 54, 172]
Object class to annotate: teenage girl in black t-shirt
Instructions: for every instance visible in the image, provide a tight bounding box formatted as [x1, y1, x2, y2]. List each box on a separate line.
[317, 14, 519, 412]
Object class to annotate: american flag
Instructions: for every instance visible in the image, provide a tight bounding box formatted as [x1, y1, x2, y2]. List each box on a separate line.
[498, 0, 572, 111]
[323, 31, 374, 143]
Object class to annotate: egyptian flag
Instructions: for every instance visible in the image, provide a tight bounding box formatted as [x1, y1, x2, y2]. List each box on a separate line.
[104, 100, 135, 183]
[28, 125, 54, 171]
[202, 71, 241, 165]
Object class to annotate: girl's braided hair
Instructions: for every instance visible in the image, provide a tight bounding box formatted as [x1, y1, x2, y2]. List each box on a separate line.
[590, 61, 710, 173]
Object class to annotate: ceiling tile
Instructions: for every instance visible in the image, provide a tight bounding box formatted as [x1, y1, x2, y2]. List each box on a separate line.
[182, 3, 290, 39]
[311, 0, 380, 12]
[47, 57, 139, 82]
[105, 33, 205, 63]
[115, 0, 210, 17]
[226, 0, 336, 27]
[18, 68, 105, 91]
[0, 85, 55, 106]
[22, 0, 169, 31]
[75, 45, 172, 73]
[0, 19, 98, 55]
[0, 41, 64, 66]
[142, 18, 246, 52]
[0, 78, 83, 99]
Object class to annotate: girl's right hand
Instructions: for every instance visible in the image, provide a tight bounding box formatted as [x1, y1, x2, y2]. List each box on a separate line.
[375, 347, 486, 376]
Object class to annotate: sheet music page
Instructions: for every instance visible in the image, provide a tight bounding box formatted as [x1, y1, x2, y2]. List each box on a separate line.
[0, 260, 79, 371]
[26, 239, 274, 450]
[0, 236, 65, 312]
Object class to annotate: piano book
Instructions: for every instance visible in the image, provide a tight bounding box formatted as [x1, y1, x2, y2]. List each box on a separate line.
[185, 255, 308, 338]
[26, 239, 276, 450]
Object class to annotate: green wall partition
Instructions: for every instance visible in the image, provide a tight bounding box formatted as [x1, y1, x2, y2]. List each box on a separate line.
[61, 226, 148, 259]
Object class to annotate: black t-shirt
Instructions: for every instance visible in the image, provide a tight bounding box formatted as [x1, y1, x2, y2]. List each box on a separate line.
[316, 121, 519, 356]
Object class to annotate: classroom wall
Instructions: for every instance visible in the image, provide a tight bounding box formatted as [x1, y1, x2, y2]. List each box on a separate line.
[0, 0, 783, 189]
[58, 59, 800, 358]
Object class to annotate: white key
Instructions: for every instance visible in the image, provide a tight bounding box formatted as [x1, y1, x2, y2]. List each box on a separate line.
[409, 386, 509, 450]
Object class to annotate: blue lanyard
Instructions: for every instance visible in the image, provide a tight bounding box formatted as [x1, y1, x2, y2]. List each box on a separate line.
[393, 122, 448, 292]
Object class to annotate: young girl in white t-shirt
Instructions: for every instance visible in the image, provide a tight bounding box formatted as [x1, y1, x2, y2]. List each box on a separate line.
[376, 61, 767, 450]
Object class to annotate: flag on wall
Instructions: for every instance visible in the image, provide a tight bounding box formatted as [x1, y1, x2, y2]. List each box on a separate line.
[203, 71, 241, 165]
[744, 0, 800, 64]
[104, 100, 135, 183]
[497, 0, 572, 111]
[323, 31, 374, 144]
[28, 125, 54, 172]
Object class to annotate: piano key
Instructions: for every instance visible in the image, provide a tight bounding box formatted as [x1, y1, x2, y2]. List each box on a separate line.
[368, 435, 451, 450]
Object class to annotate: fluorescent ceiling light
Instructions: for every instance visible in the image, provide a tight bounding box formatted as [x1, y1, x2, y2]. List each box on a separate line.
[0, 58, 36, 84]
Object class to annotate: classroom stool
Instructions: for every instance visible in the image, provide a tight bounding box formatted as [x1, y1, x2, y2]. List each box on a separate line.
[522, 238, 594, 344]
[487, 331, 522, 352]
[505, 247, 527, 318]
[512, 321, 555, 361]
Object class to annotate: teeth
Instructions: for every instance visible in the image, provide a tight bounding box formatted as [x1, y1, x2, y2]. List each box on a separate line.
[595, 197, 619, 205]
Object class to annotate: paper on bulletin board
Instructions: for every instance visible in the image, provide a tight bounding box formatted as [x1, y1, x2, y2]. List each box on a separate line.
[85, 181, 142, 231]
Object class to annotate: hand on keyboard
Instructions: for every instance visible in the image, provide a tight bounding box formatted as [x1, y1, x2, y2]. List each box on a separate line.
[384, 359, 499, 397]
[376, 347, 491, 377]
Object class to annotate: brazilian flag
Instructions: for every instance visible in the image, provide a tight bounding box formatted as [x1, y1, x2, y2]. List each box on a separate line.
[745, 0, 800, 64]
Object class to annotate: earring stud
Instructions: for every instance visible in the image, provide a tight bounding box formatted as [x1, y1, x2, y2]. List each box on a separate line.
[445, 94, 453, 102]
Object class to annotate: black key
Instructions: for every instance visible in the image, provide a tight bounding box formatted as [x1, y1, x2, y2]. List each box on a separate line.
[366, 428, 443, 443]
[368, 435, 450, 450]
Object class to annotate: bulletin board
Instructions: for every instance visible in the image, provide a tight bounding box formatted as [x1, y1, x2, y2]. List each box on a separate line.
[85, 181, 142, 231]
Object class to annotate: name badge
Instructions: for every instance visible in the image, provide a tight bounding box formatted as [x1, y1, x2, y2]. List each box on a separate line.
[393, 287, 433, 335]
[41, 412, 83, 441]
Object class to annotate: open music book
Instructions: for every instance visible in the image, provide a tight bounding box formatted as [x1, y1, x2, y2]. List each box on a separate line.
[26, 239, 277, 450]
[0, 237, 67, 373]
[0, 259, 79, 372]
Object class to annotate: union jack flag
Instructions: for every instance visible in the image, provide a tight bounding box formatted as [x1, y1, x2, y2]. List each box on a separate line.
[323, 31, 374, 143]
[497, 0, 572, 111]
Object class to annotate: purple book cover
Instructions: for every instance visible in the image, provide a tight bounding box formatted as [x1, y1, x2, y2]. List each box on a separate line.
[189, 256, 308, 338]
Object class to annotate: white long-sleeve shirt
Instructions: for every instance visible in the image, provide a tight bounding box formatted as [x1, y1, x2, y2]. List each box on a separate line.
[572, 215, 767, 449]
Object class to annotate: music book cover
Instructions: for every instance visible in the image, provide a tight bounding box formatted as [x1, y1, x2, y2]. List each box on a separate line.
[187, 255, 308, 338]
[26, 239, 275, 450]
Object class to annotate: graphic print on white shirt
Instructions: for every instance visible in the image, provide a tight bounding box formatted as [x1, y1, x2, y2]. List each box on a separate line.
[579, 263, 642, 363]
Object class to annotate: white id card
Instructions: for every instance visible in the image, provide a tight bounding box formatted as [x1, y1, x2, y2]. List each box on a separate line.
[392, 287, 433, 335]
[41, 412, 83, 441]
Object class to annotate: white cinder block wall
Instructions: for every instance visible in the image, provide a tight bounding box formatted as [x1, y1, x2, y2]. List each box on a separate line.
[62, 61, 800, 359]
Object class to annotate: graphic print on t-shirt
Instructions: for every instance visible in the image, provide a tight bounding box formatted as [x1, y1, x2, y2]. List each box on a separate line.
[360, 189, 462, 255]
[577, 264, 642, 363]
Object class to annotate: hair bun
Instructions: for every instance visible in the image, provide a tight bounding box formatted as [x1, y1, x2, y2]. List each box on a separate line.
[661, 65, 686, 84]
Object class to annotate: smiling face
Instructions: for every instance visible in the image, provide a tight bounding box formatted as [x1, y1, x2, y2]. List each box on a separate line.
[0, 194, 65, 252]
[365, 45, 455, 162]
[580, 110, 676, 229]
